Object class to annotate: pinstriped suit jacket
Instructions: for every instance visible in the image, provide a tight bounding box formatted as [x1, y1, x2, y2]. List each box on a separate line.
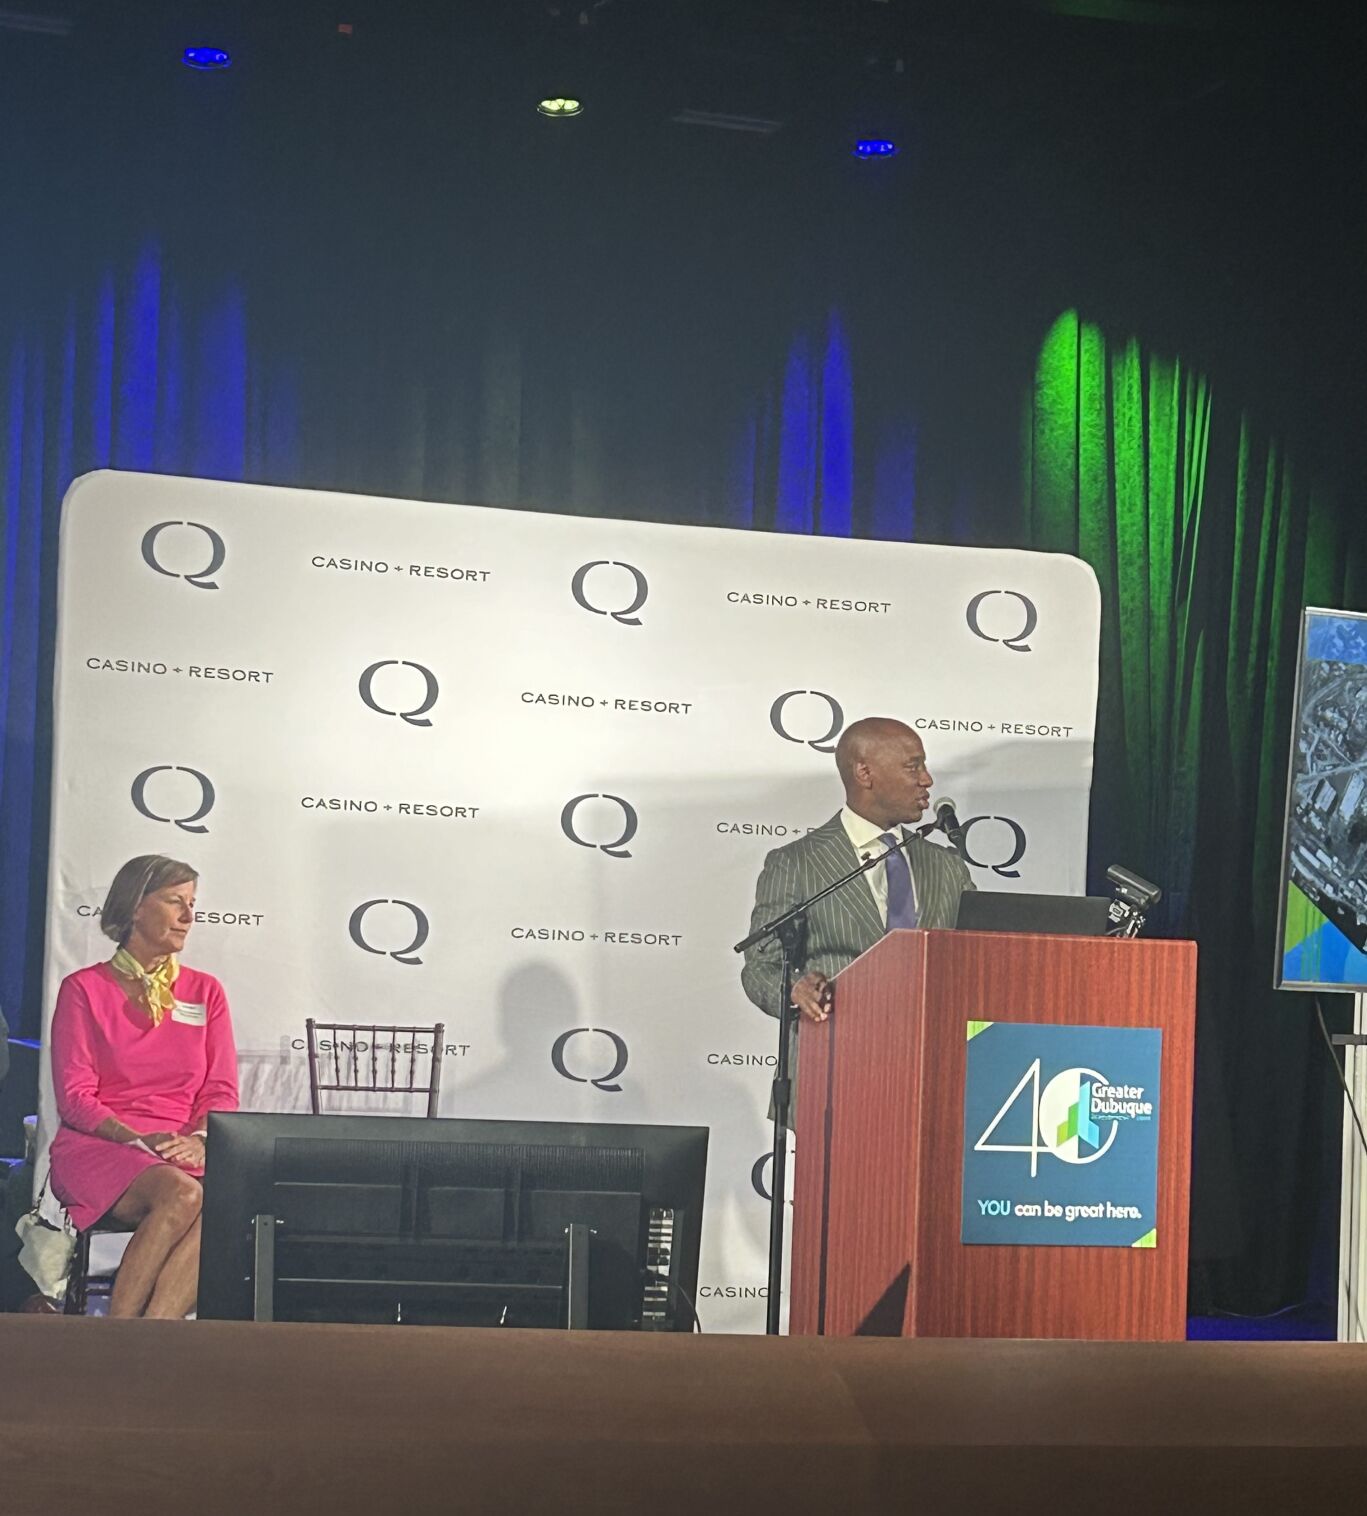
[741, 812, 974, 1111]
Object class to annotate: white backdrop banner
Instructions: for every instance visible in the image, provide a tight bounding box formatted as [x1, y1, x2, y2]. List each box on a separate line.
[42, 469, 1101, 1332]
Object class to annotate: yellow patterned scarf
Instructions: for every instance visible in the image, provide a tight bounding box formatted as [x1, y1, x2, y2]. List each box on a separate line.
[110, 948, 180, 1026]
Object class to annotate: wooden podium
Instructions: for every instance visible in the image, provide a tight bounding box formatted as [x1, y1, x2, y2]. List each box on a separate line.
[789, 929, 1196, 1340]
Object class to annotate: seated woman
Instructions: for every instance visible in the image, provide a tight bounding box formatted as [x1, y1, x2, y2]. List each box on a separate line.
[49, 854, 238, 1318]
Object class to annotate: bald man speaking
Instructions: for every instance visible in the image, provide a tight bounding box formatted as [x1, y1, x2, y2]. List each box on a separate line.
[740, 718, 974, 1102]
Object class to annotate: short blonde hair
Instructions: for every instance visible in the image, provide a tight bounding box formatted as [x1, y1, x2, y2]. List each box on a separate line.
[99, 855, 199, 946]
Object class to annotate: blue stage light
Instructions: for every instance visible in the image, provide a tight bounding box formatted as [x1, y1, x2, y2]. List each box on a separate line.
[183, 46, 232, 71]
[853, 139, 897, 159]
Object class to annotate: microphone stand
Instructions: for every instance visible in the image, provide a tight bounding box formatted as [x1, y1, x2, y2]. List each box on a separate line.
[733, 831, 922, 1336]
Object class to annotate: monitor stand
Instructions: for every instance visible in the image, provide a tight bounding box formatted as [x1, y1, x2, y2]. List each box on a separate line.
[249, 1211, 596, 1329]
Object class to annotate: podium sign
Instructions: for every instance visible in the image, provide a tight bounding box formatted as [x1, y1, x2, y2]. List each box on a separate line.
[961, 1021, 1162, 1248]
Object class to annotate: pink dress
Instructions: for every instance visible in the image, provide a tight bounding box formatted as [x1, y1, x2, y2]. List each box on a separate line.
[48, 962, 239, 1229]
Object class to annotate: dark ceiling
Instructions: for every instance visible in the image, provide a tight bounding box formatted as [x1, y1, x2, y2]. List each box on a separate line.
[2, 0, 1361, 463]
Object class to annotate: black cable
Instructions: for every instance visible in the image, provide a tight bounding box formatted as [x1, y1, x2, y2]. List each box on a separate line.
[1315, 995, 1367, 1160]
[1209, 1298, 1316, 1321]
[645, 1270, 704, 1333]
[669, 1277, 703, 1334]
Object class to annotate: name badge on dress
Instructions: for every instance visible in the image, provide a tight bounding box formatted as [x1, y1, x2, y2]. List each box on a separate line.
[172, 1001, 207, 1026]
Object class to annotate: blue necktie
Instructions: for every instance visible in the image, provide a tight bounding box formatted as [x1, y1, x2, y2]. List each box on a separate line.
[880, 831, 918, 930]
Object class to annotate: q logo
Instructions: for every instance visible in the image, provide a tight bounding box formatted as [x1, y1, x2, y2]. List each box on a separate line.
[130, 765, 216, 835]
[357, 660, 439, 728]
[960, 815, 1028, 879]
[560, 793, 638, 859]
[571, 560, 649, 626]
[140, 521, 226, 591]
[347, 899, 430, 966]
[768, 690, 845, 754]
[966, 590, 1038, 653]
[551, 1028, 629, 1093]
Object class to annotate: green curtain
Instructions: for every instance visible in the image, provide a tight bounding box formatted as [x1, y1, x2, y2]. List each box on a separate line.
[1024, 310, 1367, 1311]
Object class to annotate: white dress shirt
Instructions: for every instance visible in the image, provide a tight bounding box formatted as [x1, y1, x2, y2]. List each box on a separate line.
[840, 805, 918, 928]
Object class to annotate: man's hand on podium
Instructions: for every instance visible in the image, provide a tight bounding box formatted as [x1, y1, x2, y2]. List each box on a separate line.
[791, 971, 832, 1023]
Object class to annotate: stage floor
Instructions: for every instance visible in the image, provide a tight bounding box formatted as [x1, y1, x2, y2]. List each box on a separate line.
[3, 1321, 1366, 1514]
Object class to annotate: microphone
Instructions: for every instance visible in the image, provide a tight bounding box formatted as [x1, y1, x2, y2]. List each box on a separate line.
[932, 796, 967, 856]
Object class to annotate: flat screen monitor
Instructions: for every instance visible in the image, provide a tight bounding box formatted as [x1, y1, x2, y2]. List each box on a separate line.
[200, 1113, 707, 1331]
[1274, 607, 1367, 990]
[953, 890, 1112, 937]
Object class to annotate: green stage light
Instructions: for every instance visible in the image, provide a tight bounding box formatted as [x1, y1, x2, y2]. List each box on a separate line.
[537, 97, 583, 118]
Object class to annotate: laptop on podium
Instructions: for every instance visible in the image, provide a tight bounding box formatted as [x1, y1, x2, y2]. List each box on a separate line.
[952, 890, 1112, 937]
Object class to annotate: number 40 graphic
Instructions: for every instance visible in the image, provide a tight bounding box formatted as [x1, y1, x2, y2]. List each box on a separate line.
[974, 1058, 1118, 1176]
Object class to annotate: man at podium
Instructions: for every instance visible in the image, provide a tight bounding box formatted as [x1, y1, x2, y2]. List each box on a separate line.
[741, 717, 973, 1070]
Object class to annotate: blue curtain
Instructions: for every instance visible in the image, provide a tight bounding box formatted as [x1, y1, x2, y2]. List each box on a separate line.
[0, 243, 304, 1034]
[0, 261, 901, 1038]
